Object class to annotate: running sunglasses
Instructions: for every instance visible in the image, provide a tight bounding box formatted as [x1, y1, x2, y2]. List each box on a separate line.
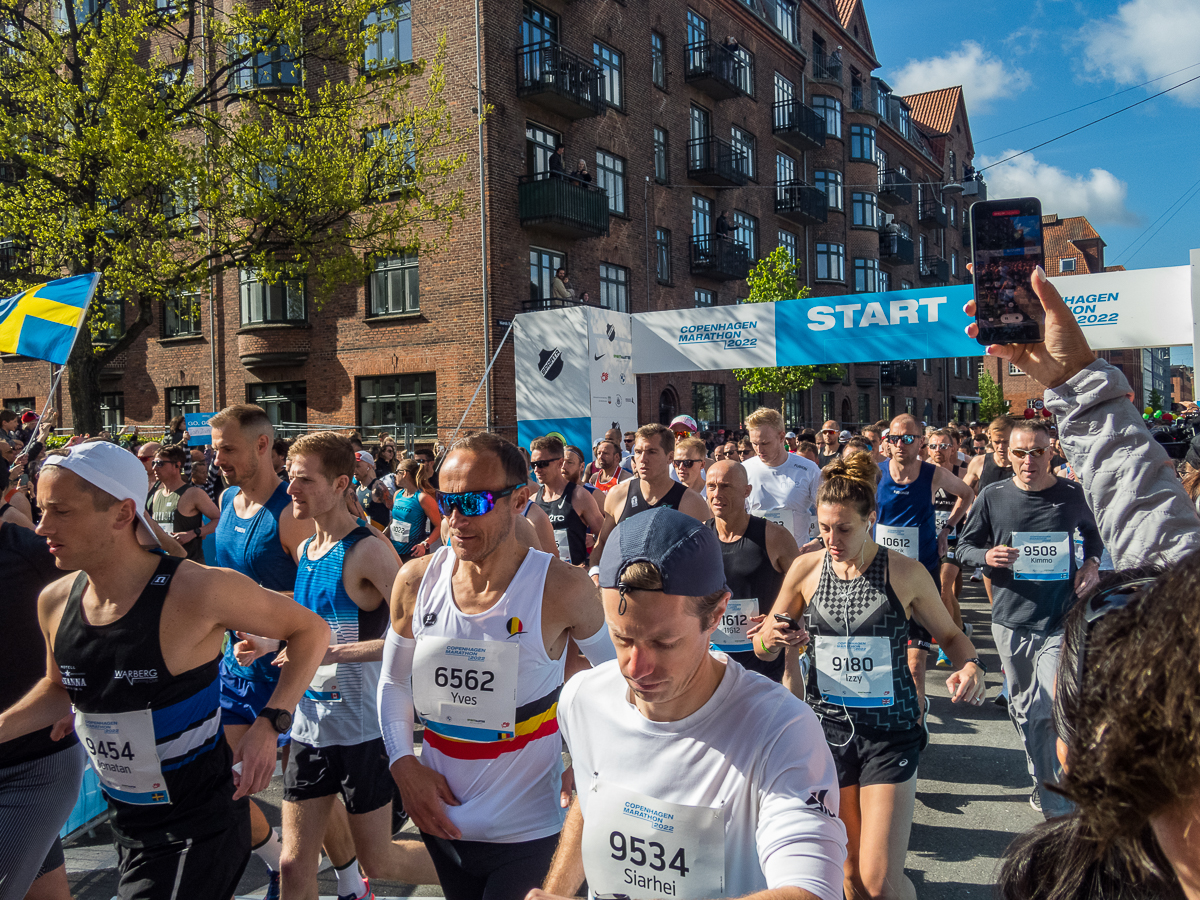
[927, 443, 952, 451]
[1073, 577, 1157, 685]
[530, 457, 562, 469]
[672, 458, 700, 468]
[1009, 447, 1048, 460]
[435, 484, 525, 517]
[885, 434, 918, 445]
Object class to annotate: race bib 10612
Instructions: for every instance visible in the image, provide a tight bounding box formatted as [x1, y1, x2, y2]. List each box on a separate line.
[875, 524, 920, 560]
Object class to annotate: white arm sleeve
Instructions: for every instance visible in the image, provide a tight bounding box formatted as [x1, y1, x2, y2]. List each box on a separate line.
[378, 627, 417, 766]
[573, 623, 617, 666]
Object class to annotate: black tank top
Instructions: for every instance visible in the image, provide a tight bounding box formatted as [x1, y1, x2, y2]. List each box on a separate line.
[978, 454, 1012, 491]
[54, 555, 241, 848]
[535, 482, 588, 565]
[706, 516, 785, 682]
[620, 479, 687, 522]
[805, 549, 921, 734]
[933, 464, 962, 540]
[148, 484, 205, 561]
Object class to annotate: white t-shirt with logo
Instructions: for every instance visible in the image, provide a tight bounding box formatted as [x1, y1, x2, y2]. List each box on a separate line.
[559, 656, 846, 900]
[743, 454, 821, 546]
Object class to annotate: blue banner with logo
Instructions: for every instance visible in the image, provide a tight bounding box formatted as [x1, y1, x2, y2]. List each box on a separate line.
[516, 416, 592, 460]
[776, 285, 979, 365]
[185, 412, 216, 447]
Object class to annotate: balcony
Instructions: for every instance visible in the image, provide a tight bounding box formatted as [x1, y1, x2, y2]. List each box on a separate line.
[518, 172, 609, 239]
[523, 295, 599, 313]
[811, 46, 841, 82]
[775, 180, 827, 226]
[961, 174, 987, 200]
[516, 41, 606, 120]
[878, 231, 914, 266]
[684, 40, 745, 101]
[687, 135, 748, 187]
[877, 169, 912, 208]
[850, 81, 876, 114]
[772, 100, 825, 151]
[919, 200, 947, 228]
[237, 324, 311, 369]
[689, 235, 751, 281]
[919, 255, 949, 283]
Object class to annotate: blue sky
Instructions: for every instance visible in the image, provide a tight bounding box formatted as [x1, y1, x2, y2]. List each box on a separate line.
[861, 0, 1200, 363]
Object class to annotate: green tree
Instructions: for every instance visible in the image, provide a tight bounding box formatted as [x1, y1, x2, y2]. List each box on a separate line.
[0, 0, 468, 432]
[978, 370, 1009, 421]
[1148, 388, 1164, 413]
[733, 246, 841, 415]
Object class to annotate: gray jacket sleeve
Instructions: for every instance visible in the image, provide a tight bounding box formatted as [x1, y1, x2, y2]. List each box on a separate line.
[953, 489, 992, 570]
[1044, 359, 1200, 569]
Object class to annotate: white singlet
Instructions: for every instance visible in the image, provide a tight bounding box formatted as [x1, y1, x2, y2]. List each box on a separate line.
[742, 454, 820, 546]
[412, 545, 567, 843]
[560, 655, 846, 900]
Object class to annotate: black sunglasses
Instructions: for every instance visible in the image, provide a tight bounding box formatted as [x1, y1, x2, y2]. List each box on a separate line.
[672, 458, 700, 468]
[531, 457, 562, 469]
[886, 434, 917, 445]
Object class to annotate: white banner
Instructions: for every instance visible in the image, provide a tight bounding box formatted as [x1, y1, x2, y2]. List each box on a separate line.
[514, 307, 591, 423]
[587, 307, 638, 447]
[1050, 266, 1190, 351]
[632, 304, 777, 374]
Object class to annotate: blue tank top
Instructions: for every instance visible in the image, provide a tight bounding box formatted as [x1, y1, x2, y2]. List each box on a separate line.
[292, 527, 389, 747]
[388, 489, 429, 556]
[875, 461, 939, 574]
[214, 482, 298, 682]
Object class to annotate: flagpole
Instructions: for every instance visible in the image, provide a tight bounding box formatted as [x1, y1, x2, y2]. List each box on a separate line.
[31, 273, 102, 440]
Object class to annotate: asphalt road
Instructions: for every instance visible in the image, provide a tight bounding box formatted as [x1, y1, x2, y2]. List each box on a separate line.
[64, 579, 1038, 899]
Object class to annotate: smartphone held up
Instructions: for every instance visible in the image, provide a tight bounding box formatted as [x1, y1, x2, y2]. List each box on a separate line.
[970, 197, 1045, 346]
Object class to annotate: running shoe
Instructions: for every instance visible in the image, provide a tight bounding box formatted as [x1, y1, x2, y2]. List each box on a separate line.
[935, 648, 952, 668]
[994, 693, 1009, 711]
[962, 622, 973, 637]
[1029, 791, 1042, 813]
[971, 567, 983, 582]
[265, 870, 281, 900]
[338, 880, 374, 900]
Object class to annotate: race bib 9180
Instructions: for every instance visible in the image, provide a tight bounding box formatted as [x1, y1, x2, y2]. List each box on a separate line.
[814, 635, 894, 707]
[1012, 532, 1070, 581]
[412, 637, 519, 742]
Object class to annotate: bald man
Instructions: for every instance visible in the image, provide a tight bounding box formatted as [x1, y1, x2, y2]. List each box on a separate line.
[704, 460, 805, 696]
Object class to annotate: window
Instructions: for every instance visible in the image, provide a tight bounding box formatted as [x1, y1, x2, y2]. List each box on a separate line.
[948, 201, 957, 227]
[599, 263, 629, 312]
[811, 96, 841, 139]
[100, 392, 124, 429]
[853, 258, 880, 293]
[733, 47, 754, 96]
[948, 149, 957, 181]
[1009, 363, 1025, 376]
[876, 146, 887, 171]
[924, 398, 934, 421]
[905, 397, 915, 415]
[775, 152, 795, 196]
[369, 253, 419, 315]
[655, 228, 671, 284]
[878, 271, 890, 291]
[230, 37, 300, 92]
[953, 358, 962, 377]
[898, 106, 911, 139]
[687, 9, 707, 44]
[881, 395, 893, 421]
[858, 392, 870, 423]
[778, 230, 797, 260]
[3, 397, 34, 412]
[365, 124, 416, 197]
[594, 41, 623, 108]
[525, 123, 559, 175]
[731, 126, 755, 179]
[691, 194, 712, 238]
[167, 386, 200, 422]
[739, 389, 765, 424]
[520, 2, 557, 45]
[732, 210, 757, 258]
[774, 0, 797, 43]
[814, 169, 843, 210]
[692, 383, 725, 427]
[161, 179, 199, 229]
[653, 127, 669, 184]
[359, 373, 437, 435]
[248, 381, 307, 425]
[651, 32, 666, 89]
[164, 288, 202, 337]
[595, 150, 626, 215]
[1060, 257, 1077, 273]
[922, 358, 930, 373]
[773, 72, 795, 130]
[851, 192, 878, 228]
[816, 242, 844, 281]
[364, 1, 412, 70]
[529, 247, 564, 300]
[94, 295, 124, 344]
[820, 392, 833, 422]
[901, 280, 913, 290]
[694, 289, 714, 307]
[850, 124, 876, 162]
[239, 270, 306, 325]
[950, 252, 957, 276]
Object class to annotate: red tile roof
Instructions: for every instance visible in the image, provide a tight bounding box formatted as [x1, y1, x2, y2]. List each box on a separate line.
[903, 86, 962, 137]
[1043, 214, 1107, 276]
[831, 0, 877, 64]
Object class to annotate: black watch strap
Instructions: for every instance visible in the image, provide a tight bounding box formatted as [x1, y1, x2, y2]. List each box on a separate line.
[965, 657, 988, 674]
[258, 706, 292, 734]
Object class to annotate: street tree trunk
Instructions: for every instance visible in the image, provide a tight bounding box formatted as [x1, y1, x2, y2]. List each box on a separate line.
[67, 330, 104, 436]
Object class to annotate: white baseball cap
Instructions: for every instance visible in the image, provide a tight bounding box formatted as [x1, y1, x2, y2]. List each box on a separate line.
[41, 441, 161, 546]
[355, 451, 375, 467]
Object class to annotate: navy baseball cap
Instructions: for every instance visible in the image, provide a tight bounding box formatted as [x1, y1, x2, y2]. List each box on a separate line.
[599, 507, 727, 596]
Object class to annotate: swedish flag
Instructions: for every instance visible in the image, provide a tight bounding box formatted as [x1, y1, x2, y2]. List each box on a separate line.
[0, 274, 99, 365]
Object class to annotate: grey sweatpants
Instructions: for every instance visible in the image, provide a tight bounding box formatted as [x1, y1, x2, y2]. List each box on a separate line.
[991, 623, 1075, 818]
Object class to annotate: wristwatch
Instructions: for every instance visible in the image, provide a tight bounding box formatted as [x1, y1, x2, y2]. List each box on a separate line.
[964, 657, 988, 674]
[193, 527, 202, 539]
[257, 707, 293, 734]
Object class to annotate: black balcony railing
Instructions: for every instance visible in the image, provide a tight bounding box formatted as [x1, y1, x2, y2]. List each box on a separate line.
[518, 172, 609, 239]
[919, 200, 948, 228]
[775, 180, 827, 226]
[684, 39, 746, 100]
[878, 168, 912, 208]
[878, 231, 914, 266]
[961, 173, 987, 200]
[811, 46, 842, 82]
[523, 295, 600, 312]
[919, 255, 949, 282]
[690, 234, 751, 281]
[687, 135, 748, 187]
[516, 41, 605, 119]
[772, 99, 825, 151]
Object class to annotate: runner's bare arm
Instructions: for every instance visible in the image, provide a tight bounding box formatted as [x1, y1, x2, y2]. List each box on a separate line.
[180, 485, 221, 539]
[932, 466, 974, 555]
[679, 487, 712, 522]
[146, 517, 187, 558]
[537, 796, 586, 896]
[278, 501, 317, 564]
[0, 577, 74, 742]
[764, 520, 800, 574]
[573, 484, 605, 539]
[895, 557, 985, 704]
[587, 482, 628, 573]
[525, 501, 559, 556]
[962, 453, 985, 490]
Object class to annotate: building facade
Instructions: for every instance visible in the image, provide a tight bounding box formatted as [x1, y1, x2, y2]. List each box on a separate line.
[1172, 364, 1194, 406]
[0, 0, 986, 439]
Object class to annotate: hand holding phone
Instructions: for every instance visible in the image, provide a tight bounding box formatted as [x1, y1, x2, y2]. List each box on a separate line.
[773, 612, 802, 631]
[971, 197, 1045, 346]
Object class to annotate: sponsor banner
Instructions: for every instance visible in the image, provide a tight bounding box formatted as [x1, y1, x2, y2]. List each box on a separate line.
[515, 307, 590, 427]
[588, 307, 638, 447]
[516, 416, 592, 458]
[1048, 265, 1190, 351]
[185, 412, 216, 447]
[632, 304, 776, 374]
[777, 285, 979, 365]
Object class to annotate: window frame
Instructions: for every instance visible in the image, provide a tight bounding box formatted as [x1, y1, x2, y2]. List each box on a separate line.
[811, 95, 841, 139]
[815, 242, 845, 282]
[651, 32, 666, 90]
[694, 288, 715, 308]
[598, 262, 630, 313]
[814, 169, 843, 210]
[594, 149, 627, 216]
[358, 372, 437, 436]
[730, 125, 756, 180]
[778, 229, 797, 260]
[363, 0, 413, 72]
[853, 257, 880, 293]
[166, 386, 201, 422]
[163, 288, 203, 338]
[238, 269, 308, 326]
[247, 381, 308, 426]
[655, 227, 672, 285]
[593, 40, 624, 110]
[731, 210, 758, 259]
[368, 252, 420, 316]
[849, 124, 876, 162]
[850, 191, 878, 229]
[653, 127, 669, 184]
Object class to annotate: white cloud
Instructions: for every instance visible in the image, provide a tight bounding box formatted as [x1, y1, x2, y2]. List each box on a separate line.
[975, 151, 1140, 227]
[1081, 0, 1200, 106]
[888, 41, 1031, 113]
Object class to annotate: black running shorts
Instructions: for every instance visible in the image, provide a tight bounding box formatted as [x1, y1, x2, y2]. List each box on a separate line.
[823, 721, 923, 788]
[283, 737, 394, 814]
[115, 809, 251, 900]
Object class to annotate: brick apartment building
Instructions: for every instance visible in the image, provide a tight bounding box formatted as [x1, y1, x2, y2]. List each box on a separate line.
[1172, 365, 1194, 406]
[981, 213, 1171, 416]
[0, 0, 986, 440]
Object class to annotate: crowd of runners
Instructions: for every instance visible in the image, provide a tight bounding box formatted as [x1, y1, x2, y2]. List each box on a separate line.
[0, 273, 1199, 900]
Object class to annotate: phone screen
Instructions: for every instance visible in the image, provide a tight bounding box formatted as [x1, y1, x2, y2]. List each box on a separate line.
[971, 198, 1045, 345]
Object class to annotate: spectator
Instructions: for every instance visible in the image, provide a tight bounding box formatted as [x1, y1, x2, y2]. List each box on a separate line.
[0, 408, 19, 443]
[376, 440, 399, 480]
[739, 436, 755, 460]
[571, 159, 591, 185]
[164, 414, 187, 446]
[714, 209, 732, 241]
[18, 411, 37, 446]
[785, 431, 799, 452]
[551, 267, 576, 301]
[548, 144, 566, 176]
[270, 436, 290, 478]
[795, 441, 819, 465]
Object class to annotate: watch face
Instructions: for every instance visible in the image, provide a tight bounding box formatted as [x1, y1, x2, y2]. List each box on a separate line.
[276, 710, 293, 733]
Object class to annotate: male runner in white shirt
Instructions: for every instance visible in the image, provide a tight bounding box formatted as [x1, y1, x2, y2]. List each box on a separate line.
[742, 408, 821, 550]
